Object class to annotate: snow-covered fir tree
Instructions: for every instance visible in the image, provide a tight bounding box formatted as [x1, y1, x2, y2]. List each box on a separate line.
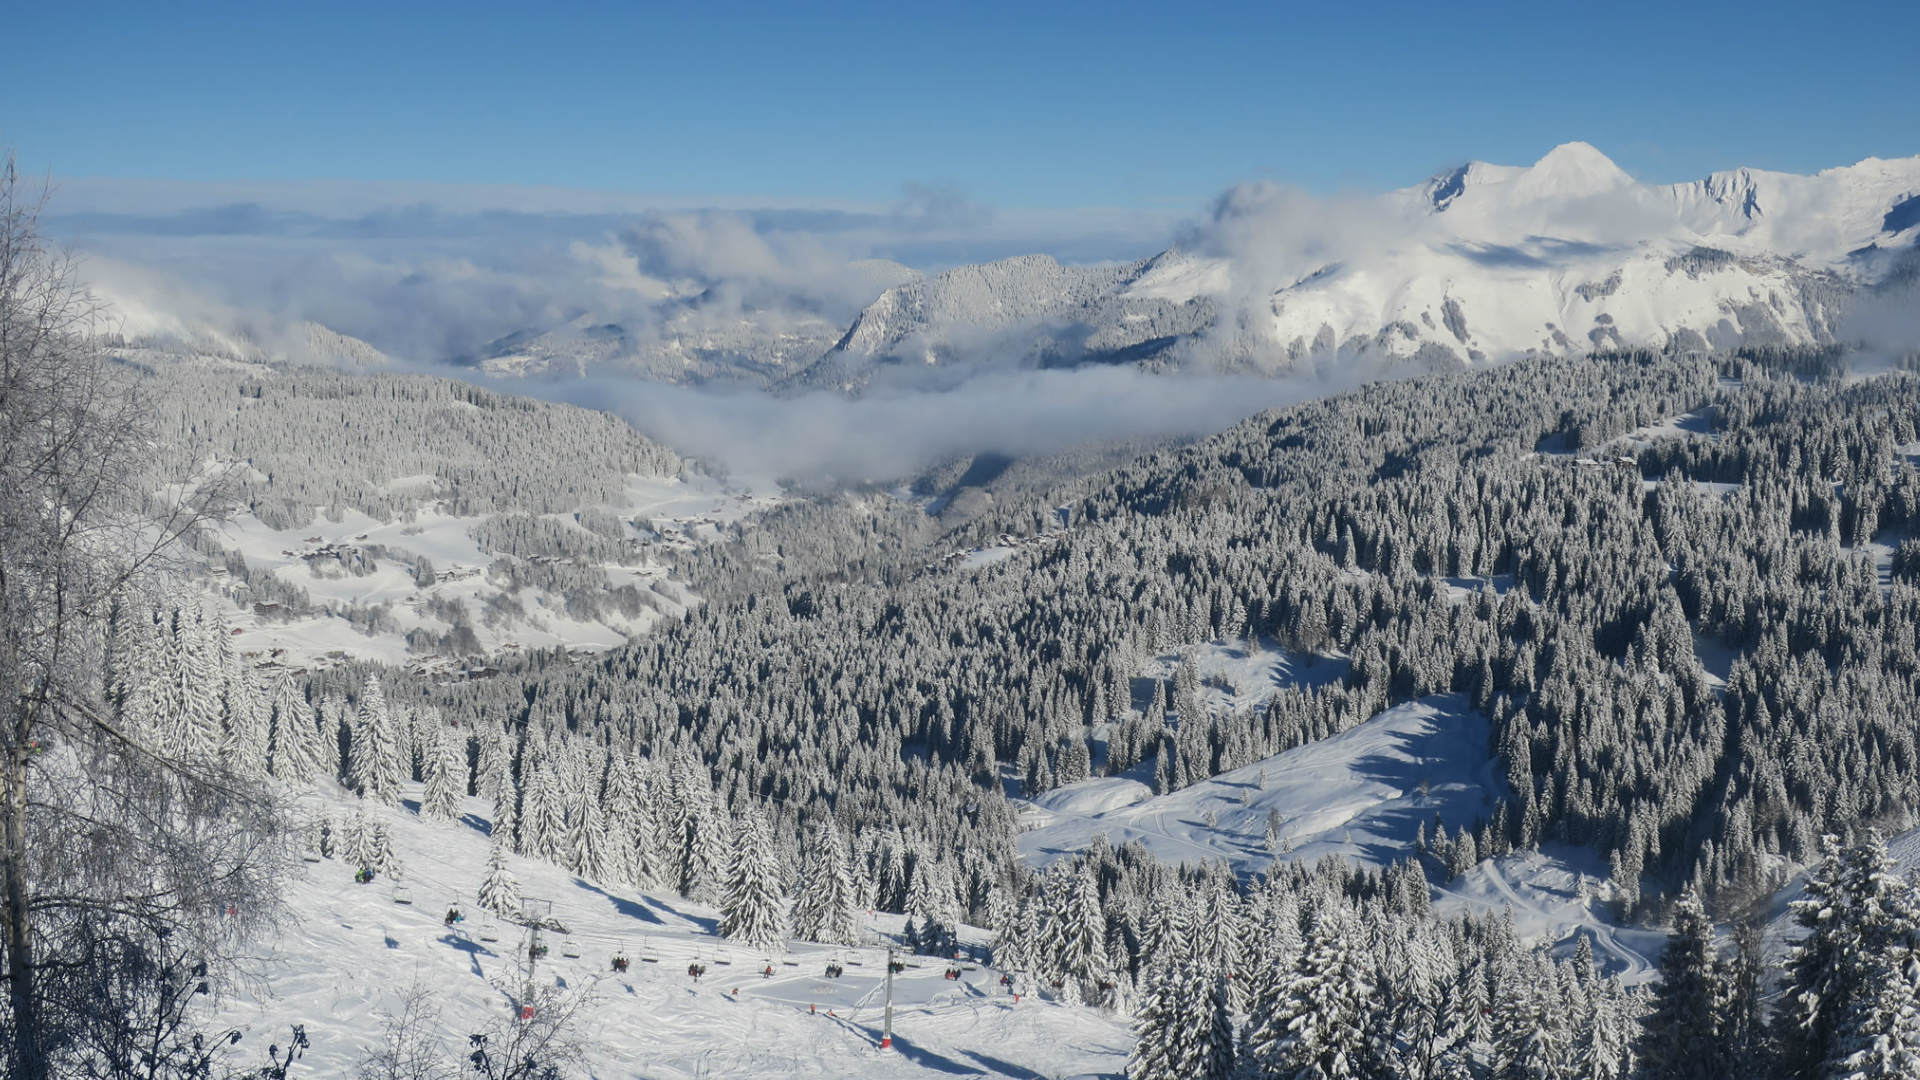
[1777, 835, 1908, 1079]
[1634, 888, 1723, 1080]
[478, 830, 521, 917]
[266, 676, 322, 783]
[905, 855, 960, 957]
[791, 817, 860, 946]
[490, 770, 520, 851]
[1247, 902, 1374, 1079]
[218, 642, 269, 776]
[1038, 863, 1110, 1006]
[316, 691, 347, 783]
[565, 788, 612, 883]
[668, 754, 723, 901]
[1126, 909, 1197, 1080]
[599, 756, 645, 889]
[518, 758, 565, 862]
[342, 809, 373, 872]
[367, 821, 401, 879]
[420, 716, 466, 822]
[349, 676, 403, 805]
[718, 806, 787, 952]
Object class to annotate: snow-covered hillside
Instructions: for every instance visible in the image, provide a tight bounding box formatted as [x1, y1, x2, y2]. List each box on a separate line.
[127, 351, 779, 674]
[222, 785, 1132, 1079]
[1017, 695, 1499, 875]
[794, 143, 1920, 385]
[1018, 693, 1667, 983]
[200, 471, 772, 674]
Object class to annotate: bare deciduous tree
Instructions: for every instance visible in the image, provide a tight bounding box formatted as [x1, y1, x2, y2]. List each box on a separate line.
[464, 982, 594, 1080]
[358, 983, 458, 1080]
[0, 152, 291, 1079]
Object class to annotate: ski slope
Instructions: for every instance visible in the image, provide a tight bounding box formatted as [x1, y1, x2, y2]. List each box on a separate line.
[1438, 848, 1667, 985]
[220, 786, 1130, 1079]
[1018, 695, 1497, 875]
[1019, 693, 1666, 984]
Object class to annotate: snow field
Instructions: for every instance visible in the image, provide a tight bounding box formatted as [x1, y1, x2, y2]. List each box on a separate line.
[1022, 690, 1664, 984]
[1021, 695, 1493, 873]
[225, 785, 1130, 1078]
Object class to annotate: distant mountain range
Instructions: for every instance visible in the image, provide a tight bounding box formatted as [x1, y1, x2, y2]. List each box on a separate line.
[792, 143, 1920, 391]
[90, 143, 1920, 389]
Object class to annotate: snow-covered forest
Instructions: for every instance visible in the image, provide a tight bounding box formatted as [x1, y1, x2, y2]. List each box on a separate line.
[10, 144, 1920, 1079]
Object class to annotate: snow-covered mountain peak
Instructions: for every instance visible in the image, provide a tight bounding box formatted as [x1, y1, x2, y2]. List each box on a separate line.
[800, 143, 1920, 385]
[1693, 167, 1769, 220]
[1425, 142, 1634, 216]
[1513, 141, 1637, 199]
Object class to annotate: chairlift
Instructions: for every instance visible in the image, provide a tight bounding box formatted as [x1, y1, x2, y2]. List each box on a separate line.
[300, 850, 323, 864]
[612, 951, 630, 974]
[477, 922, 501, 943]
[560, 936, 581, 959]
[712, 948, 733, 966]
[392, 886, 414, 905]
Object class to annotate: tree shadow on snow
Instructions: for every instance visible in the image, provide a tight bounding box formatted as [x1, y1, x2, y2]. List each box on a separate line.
[957, 1049, 1050, 1078]
[571, 879, 712, 931]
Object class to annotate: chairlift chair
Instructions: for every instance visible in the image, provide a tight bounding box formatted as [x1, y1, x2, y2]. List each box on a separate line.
[560, 937, 581, 959]
[477, 922, 501, 943]
[712, 947, 733, 966]
[392, 886, 413, 905]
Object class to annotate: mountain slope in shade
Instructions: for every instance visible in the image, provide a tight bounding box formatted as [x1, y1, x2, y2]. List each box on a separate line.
[801, 143, 1920, 388]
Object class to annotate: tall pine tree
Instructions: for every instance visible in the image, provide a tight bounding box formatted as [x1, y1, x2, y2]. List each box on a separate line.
[718, 807, 788, 952]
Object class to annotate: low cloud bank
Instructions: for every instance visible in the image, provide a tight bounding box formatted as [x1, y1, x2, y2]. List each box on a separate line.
[550, 364, 1331, 486]
[52, 179, 1179, 366]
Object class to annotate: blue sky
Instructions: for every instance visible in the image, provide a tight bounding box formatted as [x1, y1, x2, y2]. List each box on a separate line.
[8, 0, 1916, 211]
